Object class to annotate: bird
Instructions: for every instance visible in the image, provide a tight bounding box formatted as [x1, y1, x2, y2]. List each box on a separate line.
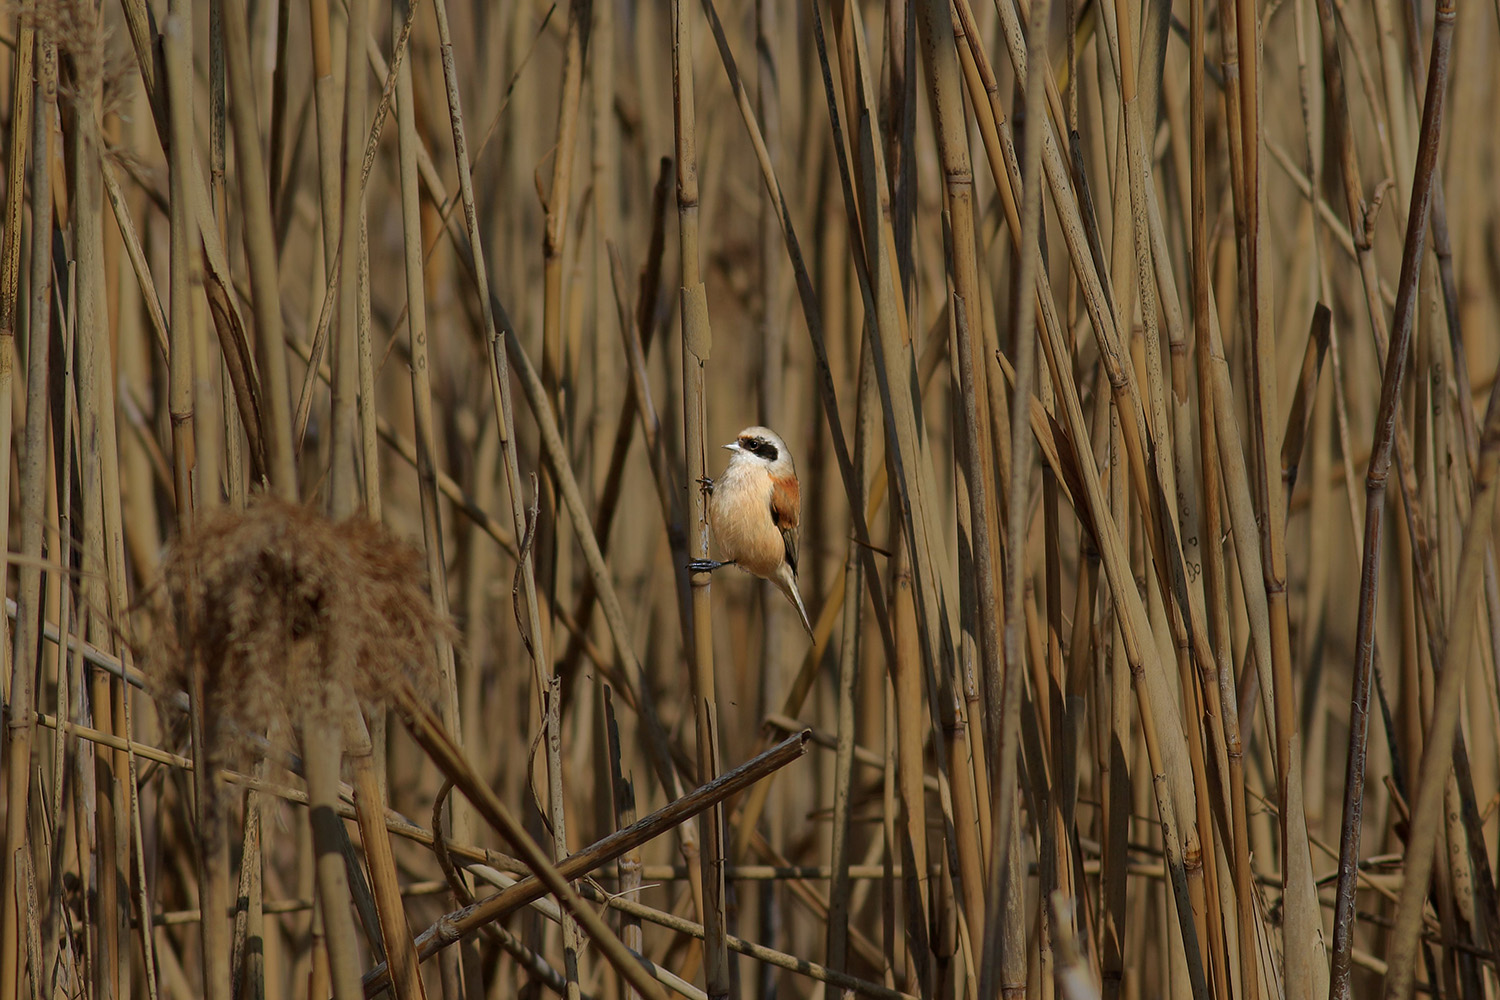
[688, 425, 814, 639]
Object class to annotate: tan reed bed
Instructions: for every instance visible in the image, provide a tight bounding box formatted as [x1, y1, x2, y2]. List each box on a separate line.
[1, 0, 1499, 997]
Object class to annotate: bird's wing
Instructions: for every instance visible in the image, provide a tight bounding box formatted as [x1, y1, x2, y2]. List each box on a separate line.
[769, 476, 800, 576]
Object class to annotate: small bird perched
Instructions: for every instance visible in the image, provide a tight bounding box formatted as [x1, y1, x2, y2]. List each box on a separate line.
[688, 425, 814, 639]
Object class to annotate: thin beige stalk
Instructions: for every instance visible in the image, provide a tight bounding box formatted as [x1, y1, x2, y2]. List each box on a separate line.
[603, 689, 643, 1000]
[1188, 0, 1260, 991]
[307, 0, 341, 271]
[1384, 389, 1500, 998]
[981, 0, 1048, 978]
[65, 16, 127, 994]
[425, 0, 545, 691]
[826, 339, 875, 977]
[221, 0, 296, 495]
[0, 16, 33, 670]
[302, 707, 363, 1000]
[0, 29, 51, 1000]
[543, 676, 584, 1000]
[348, 711, 426, 1000]
[915, 0, 1004, 848]
[540, 0, 587, 412]
[390, 0, 462, 877]
[328, 0, 368, 516]
[670, 0, 729, 989]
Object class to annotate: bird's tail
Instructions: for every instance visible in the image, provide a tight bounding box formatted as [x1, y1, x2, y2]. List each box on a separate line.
[781, 579, 815, 641]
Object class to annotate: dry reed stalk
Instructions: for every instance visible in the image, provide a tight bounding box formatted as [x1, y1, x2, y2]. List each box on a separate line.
[361, 730, 811, 993]
[826, 334, 878, 978]
[10, 0, 1500, 991]
[310, 7, 376, 991]
[163, 1, 195, 505]
[1384, 388, 1500, 998]
[539, 0, 587, 417]
[328, 0, 369, 516]
[423, 0, 548, 731]
[805, 6, 932, 986]
[221, 0, 294, 496]
[829, 6, 994, 988]
[542, 674, 584, 1000]
[0, 13, 33, 683]
[414, 28, 555, 991]
[0, 29, 55, 1000]
[670, 0, 730, 990]
[1187, 0, 1260, 991]
[1099, 0, 1223, 978]
[1327, 0, 1455, 990]
[387, 7, 463, 982]
[499, 327, 698, 835]
[910, 3, 997, 971]
[60, 12, 126, 997]
[349, 711, 426, 1000]
[534, 0, 589, 699]
[972, 30, 1210, 979]
[604, 688, 645, 1000]
[291, 3, 421, 454]
[916, 0, 1005, 899]
[303, 708, 364, 1000]
[307, 0, 340, 271]
[390, 680, 669, 1000]
[229, 767, 266, 1000]
[980, 0, 1049, 981]
[555, 160, 677, 682]
[982, 35, 1210, 949]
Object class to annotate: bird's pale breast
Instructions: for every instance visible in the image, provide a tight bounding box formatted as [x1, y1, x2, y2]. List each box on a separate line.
[708, 468, 785, 578]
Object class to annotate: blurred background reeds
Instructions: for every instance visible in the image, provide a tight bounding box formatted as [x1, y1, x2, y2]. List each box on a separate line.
[0, 0, 1498, 995]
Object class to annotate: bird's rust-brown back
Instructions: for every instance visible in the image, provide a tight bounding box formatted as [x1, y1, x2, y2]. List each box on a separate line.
[769, 474, 800, 576]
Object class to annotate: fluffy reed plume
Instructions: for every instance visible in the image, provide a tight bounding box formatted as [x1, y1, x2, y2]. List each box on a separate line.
[142, 496, 445, 762]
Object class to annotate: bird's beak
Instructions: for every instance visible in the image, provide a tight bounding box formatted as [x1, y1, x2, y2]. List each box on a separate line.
[723, 442, 740, 452]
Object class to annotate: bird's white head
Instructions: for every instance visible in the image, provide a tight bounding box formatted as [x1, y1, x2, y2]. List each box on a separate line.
[724, 425, 795, 475]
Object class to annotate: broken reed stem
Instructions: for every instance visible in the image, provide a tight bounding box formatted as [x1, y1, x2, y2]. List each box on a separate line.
[360, 726, 811, 996]
[389, 681, 671, 1000]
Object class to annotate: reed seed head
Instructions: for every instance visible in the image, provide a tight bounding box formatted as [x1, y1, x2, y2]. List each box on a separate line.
[141, 496, 447, 764]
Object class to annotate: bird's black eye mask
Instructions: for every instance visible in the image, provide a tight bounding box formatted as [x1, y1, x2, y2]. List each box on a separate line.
[740, 437, 779, 463]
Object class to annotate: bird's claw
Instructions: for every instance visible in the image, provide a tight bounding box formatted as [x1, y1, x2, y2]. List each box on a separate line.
[687, 558, 732, 574]
[696, 475, 715, 494]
